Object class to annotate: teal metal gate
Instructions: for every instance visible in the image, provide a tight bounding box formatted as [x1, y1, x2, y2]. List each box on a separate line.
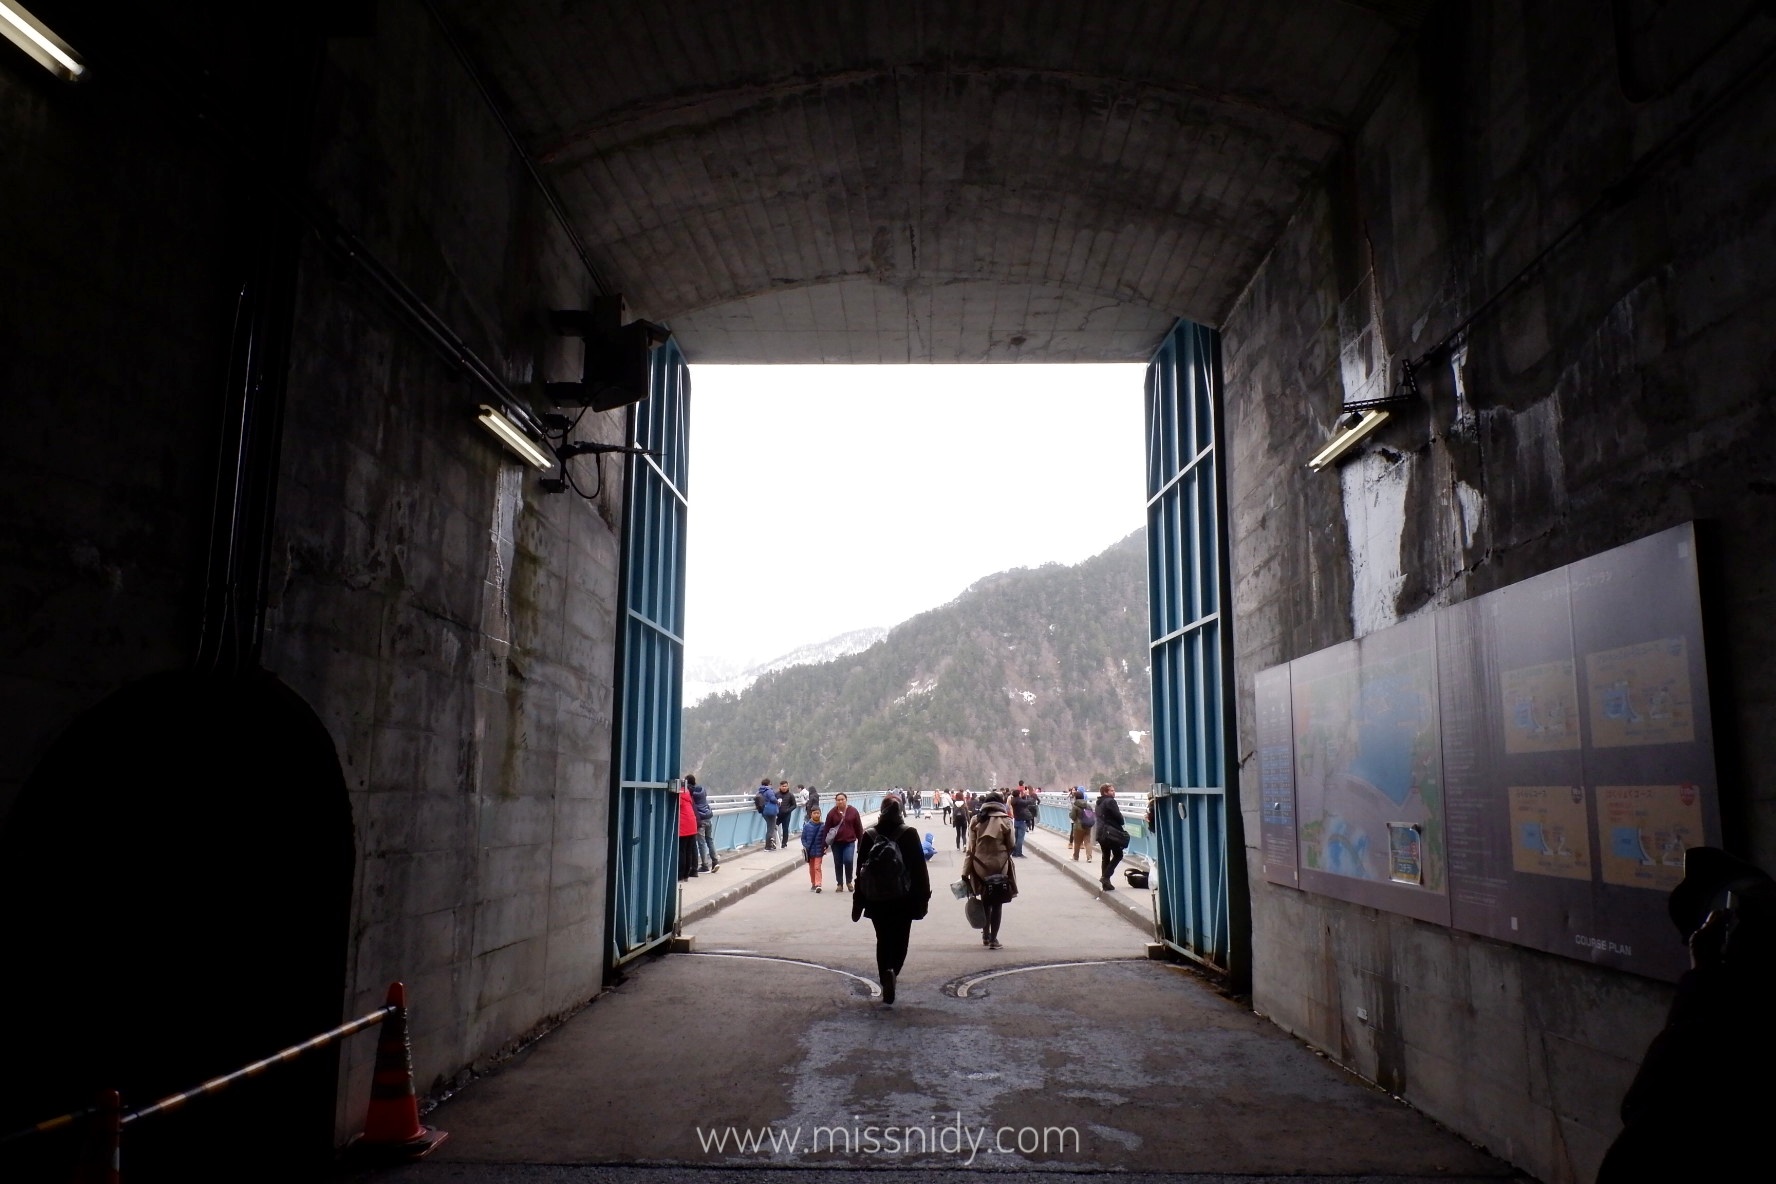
[1146, 321, 1237, 973]
[608, 338, 690, 967]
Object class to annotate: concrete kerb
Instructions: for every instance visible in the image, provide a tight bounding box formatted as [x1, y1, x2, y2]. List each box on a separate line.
[1026, 823, 1156, 938]
[675, 846, 805, 933]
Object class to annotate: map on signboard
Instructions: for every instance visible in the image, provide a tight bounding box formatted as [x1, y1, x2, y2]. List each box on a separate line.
[1295, 648, 1442, 890]
[1501, 659, 1581, 753]
[1586, 638, 1695, 748]
[1508, 785, 1591, 881]
[1596, 784, 1704, 891]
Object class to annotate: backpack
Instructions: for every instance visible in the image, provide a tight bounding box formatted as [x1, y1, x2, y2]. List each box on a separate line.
[756, 787, 777, 815]
[857, 831, 912, 903]
[1080, 806, 1096, 829]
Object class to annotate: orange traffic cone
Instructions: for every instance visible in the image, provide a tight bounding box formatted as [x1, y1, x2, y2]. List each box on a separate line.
[348, 982, 448, 1162]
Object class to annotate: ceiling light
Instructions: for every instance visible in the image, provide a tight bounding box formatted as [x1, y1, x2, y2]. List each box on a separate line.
[0, 1, 85, 80]
[1307, 409, 1390, 471]
[476, 405, 555, 470]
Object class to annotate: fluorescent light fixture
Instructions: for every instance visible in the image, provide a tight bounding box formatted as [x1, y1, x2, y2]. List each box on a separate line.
[476, 405, 555, 470]
[1307, 409, 1390, 471]
[0, 1, 86, 80]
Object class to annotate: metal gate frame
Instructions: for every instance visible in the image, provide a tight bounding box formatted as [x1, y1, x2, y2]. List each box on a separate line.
[1145, 320, 1247, 981]
[607, 338, 690, 968]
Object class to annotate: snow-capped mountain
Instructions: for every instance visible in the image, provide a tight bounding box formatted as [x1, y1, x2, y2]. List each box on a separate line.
[685, 627, 889, 704]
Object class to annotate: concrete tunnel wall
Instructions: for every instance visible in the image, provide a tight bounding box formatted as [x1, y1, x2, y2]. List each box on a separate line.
[1221, 6, 1776, 1183]
[0, 0, 627, 1148]
[4, 0, 1776, 1176]
[267, 1, 630, 1132]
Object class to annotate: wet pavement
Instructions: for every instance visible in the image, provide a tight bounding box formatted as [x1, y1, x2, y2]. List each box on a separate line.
[348, 817, 1528, 1182]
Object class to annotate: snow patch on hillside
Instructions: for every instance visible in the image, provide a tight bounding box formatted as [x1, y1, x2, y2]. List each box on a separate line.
[685, 627, 888, 704]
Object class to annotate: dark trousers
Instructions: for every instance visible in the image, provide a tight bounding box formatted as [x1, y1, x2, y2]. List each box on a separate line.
[778, 813, 793, 846]
[983, 900, 1003, 941]
[1100, 841, 1124, 883]
[870, 911, 914, 977]
[677, 835, 699, 880]
[954, 819, 968, 848]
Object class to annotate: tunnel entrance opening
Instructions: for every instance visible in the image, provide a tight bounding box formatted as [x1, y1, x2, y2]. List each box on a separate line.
[0, 670, 354, 1183]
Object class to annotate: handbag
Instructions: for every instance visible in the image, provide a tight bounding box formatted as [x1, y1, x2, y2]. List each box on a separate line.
[1100, 822, 1130, 850]
[964, 895, 986, 930]
[980, 872, 1013, 904]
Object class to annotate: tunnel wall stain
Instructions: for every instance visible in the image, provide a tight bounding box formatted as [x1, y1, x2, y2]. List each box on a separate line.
[261, 0, 627, 1137]
[1222, 5, 1776, 1182]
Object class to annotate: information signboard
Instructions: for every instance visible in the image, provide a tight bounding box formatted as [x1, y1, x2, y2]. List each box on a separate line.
[1255, 523, 1719, 982]
[1255, 664, 1298, 887]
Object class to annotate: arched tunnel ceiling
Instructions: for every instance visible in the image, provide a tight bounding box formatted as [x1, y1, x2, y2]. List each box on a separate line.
[438, 0, 1427, 362]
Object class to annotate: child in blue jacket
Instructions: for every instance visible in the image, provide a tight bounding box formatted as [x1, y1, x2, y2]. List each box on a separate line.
[801, 807, 829, 892]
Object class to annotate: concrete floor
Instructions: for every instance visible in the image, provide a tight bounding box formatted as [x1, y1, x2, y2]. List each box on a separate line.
[350, 822, 1527, 1182]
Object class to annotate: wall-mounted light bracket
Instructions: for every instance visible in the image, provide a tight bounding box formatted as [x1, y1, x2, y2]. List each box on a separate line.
[1307, 409, 1391, 471]
[0, 0, 85, 80]
[556, 441, 660, 459]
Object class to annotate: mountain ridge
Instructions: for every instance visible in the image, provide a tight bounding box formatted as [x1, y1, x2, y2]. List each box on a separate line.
[682, 531, 1152, 792]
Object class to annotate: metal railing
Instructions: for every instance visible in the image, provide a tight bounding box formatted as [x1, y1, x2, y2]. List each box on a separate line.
[0, 982, 428, 1180]
[696, 790, 888, 854]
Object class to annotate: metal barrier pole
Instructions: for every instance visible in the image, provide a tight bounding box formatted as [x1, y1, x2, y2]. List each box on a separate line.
[122, 1006, 395, 1125]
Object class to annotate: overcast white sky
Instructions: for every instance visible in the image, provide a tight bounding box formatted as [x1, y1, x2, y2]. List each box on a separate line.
[684, 364, 1148, 669]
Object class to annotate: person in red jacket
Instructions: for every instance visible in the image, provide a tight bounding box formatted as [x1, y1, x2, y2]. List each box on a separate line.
[676, 780, 700, 881]
[822, 792, 865, 893]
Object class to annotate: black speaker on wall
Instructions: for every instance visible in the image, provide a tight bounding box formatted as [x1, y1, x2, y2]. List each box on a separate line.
[547, 295, 670, 411]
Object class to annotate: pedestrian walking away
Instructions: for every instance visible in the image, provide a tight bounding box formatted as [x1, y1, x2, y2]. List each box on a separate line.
[952, 792, 971, 849]
[964, 791, 1017, 948]
[1011, 785, 1039, 857]
[851, 796, 932, 1004]
[1068, 786, 1094, 863]
[801, 806, 829, 891]
[675, 779, 700, 881]
[687, 774, 718, 872]
[823, 792, 865, 892]
[756, 778, 779, 849]
[1095, 784, 1127, 890]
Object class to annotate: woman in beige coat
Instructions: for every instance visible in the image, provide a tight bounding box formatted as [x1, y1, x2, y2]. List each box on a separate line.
[963, 791, 1018, 948]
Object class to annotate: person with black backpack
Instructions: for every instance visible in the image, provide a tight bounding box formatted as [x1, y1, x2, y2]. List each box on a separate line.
[850, 797, 931, 1004]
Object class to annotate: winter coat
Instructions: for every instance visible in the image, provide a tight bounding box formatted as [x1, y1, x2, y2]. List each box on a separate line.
[823, 805, 864, 845]
[1095, 794, 1125, 841]
[756, 783, 778, 817]
[1014, 794, 1040, 824]
[689, 784, 713, 821]
[677, 788, 699, 837]
[776, 788, 797, 820]
[801, 819, 828, 859]
[963, 801, 1018, 899]
[849, 818, 932, 921]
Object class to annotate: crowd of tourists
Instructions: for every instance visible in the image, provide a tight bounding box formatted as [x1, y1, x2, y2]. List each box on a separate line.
[673, 775, 1140, 1004]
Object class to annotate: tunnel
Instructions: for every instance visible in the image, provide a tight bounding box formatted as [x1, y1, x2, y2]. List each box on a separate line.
[2, 2, 1773, 1182]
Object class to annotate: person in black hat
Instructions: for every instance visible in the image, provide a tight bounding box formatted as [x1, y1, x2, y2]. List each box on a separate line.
[1596, 846, 1776, 1182]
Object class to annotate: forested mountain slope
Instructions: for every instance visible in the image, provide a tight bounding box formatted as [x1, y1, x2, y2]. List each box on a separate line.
[682, 530, 1152, 792]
